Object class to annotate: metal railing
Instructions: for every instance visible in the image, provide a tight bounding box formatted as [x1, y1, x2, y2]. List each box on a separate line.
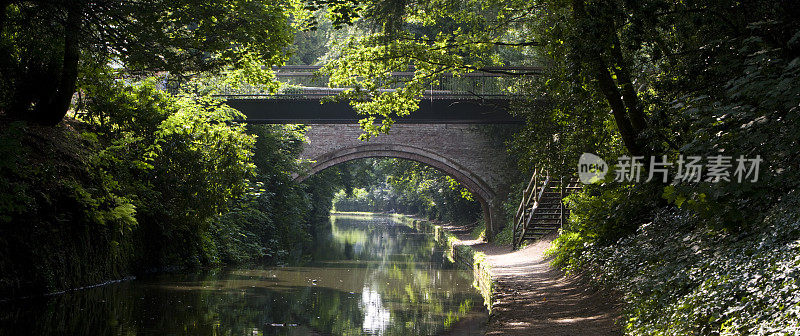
[198, 65, 542, 99]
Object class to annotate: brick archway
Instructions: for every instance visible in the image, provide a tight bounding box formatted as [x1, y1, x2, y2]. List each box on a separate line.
[295, 143, 496, 207]
[296, 124, 517, 237]
[292, 123, 517, 239]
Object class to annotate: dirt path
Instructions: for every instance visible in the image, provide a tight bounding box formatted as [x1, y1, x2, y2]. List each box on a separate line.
[441, 224, 623, 336]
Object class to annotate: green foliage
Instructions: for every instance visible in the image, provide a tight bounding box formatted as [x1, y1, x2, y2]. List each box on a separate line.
[209, 124, 313, 264]
[0, 120, 138, 296]
[0, 122, 30, 221]
[331, 159, 482, 224]
[492, 224, 513, 246]
[0, 69, 338, 296]
[0, 0, 296, 123]
[469, 220, 485, 240]
[565, 192, 800, 335]
[331, 188, 383, 212]
[314, 0, 536, 139]
[78, 72, 257, 268]
[383, 159, 481, 223]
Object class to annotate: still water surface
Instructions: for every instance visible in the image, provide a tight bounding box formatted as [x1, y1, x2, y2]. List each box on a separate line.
[0, 213, 485, 335]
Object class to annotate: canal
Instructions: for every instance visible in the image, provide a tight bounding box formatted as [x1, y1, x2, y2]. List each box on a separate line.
[0, 213, 486, 335]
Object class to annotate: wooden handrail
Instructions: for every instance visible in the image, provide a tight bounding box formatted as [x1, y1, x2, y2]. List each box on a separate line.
[514, 168, 538, 227]
[513, 168, 538, 248]
[520, 175, 550, 243]
[513, 173, 582, 250]
[515, 169, 554, 249]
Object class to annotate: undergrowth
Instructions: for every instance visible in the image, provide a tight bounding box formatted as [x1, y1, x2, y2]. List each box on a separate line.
[549, 188, 800, 335]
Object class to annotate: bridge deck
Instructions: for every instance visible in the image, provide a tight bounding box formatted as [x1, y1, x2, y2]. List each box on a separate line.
[225, 95, 525, 124]
[182, 66, 540, 124]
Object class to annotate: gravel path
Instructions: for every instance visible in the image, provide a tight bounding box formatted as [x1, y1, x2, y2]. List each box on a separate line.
[441, 224, 623, 336]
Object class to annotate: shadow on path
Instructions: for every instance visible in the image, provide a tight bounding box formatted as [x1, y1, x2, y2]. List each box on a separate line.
[441, 223, 623, 336]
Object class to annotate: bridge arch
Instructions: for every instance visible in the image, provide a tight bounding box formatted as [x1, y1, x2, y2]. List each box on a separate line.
[291, 124, 516, 238]
[294, 144, 497, 226]
[295, 144, 496, 204]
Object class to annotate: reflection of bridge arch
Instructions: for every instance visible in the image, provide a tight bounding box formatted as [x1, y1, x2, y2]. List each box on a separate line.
[295, 144, 496, 207]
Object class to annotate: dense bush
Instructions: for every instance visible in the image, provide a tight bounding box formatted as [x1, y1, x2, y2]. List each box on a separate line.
[209, 124, 318, 264]
[553, 191, 800, 335]
[0, 121, 138, 297]
[78, 75, 257, 270]
[0, 74, 340, 297]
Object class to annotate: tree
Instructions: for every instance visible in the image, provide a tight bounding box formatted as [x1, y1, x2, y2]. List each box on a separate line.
[0, 0, 295, 125]
[311, 0, 798, 166]
[569, 0, 647, 156]
[314, 0, 546, 139]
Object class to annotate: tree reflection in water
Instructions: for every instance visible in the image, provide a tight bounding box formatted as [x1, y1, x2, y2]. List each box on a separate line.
[0, 214, 485, 335]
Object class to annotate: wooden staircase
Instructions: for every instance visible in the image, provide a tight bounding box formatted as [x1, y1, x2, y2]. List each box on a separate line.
[512, 170, 582, 250]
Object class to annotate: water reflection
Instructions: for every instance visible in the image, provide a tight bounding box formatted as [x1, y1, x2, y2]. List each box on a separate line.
[0, 214, 484, 335]
[360, 285, 390, 334]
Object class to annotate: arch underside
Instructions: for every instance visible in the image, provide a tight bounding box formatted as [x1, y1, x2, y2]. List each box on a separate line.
[294, 144, 496, 206]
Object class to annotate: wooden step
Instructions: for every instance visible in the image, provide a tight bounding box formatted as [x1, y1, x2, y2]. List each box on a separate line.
[533, 210, 562, 214]
[528, 220, 560, 224]
[526, 225, 560, 230]
[537, 199, 562, 203]
[534, 213, 562, 216]
[531, 215, 561, 219]
[527, 208, 559, 214]
[533, 208, 560, 213]
[525, 229, 556, 234]
[528, 201, 562, 207]
[534, 204, 561, 209]
[530, 220, 560, 225]
[526, 227, 558, 232]
[528, 221, 560, 226]
[528, 219, 560, 224]
[527, 225, 560, 230]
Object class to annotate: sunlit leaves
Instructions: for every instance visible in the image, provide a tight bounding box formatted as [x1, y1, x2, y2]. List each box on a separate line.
[318, 0, 534, 139]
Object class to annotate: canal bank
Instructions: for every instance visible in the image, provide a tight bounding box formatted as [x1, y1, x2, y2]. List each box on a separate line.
[407, 216, 623, 336]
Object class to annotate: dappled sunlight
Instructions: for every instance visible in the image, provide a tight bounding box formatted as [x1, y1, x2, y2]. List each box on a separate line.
[2, 0, 795, 334]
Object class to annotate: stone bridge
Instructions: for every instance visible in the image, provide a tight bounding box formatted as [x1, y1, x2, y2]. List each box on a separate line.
[220, 66, 531, 237]
[294, 123, 519, 238]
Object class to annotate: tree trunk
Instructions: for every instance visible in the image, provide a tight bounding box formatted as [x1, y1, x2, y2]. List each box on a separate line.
[0, 0, 8, 33]
[610, 31, 647, 133]
[572, 0, 644, 156]
[589, 53, 644, 157]
[30, 5, 80, 126]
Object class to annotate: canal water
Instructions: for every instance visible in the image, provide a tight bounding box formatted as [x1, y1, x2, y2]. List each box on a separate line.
[0, 213, 486, 335]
